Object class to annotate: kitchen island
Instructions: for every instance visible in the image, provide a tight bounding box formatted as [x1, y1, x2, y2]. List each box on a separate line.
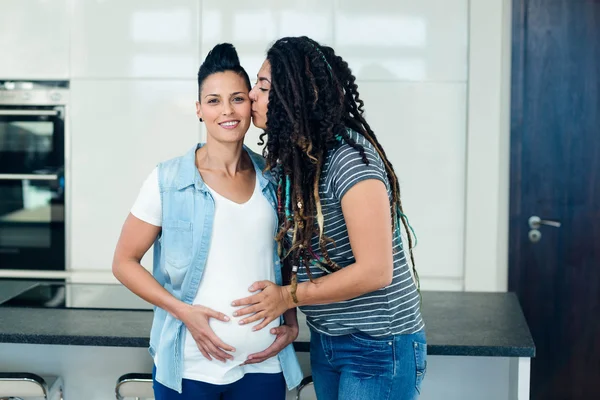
[0, 280, 534, 399]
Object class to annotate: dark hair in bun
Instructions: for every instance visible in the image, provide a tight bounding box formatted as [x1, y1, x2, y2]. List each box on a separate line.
[197, 43, 251, 98]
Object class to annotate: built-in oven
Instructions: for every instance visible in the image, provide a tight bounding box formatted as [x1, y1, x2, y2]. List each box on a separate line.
[0, 81, 68, 271]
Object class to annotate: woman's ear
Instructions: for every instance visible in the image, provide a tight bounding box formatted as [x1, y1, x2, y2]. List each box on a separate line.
[196, 100, 203, 122]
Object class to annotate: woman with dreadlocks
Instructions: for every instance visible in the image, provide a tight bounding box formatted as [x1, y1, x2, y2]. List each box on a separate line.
[232, 36, 427, 399]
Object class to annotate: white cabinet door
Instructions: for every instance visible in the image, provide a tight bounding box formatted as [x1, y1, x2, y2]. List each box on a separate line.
[71, 0, 201, 78]
[69, 80, 200, 271]
[334, 0, 468, 82]
[0, 0, 69, 79]
[358, 82, 467, 280]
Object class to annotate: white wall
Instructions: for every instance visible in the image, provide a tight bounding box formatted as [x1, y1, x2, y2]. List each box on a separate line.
[0, 0, 512, 293]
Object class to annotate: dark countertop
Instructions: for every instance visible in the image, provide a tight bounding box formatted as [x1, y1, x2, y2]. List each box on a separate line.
[421, 291, 535, 357]
[0, 288, 535, 357]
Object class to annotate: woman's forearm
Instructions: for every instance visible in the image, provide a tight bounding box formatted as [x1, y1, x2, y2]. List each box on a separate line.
[288, 261, 391, 308]
[113, 258, 190, 320]
[113, 215, 190, 320]
[282, 307, 298, 328]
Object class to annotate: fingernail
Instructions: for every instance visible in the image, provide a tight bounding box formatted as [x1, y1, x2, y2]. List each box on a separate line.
[232, 312, 238, 317]
[231, 302, 236, 306]
[239, 320, 245, 325]
[252, 327, 257, 331]
[248, 356, 253, 360]
[248, 286, 254, 291]
[224, 316, 230, 321]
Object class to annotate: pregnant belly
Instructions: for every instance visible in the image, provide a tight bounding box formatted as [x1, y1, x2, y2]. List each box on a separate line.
[190, 279, 281, 363]
[209, 317, 280, 361]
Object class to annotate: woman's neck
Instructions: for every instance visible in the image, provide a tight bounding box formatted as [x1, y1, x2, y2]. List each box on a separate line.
[196, 138, 250, 177]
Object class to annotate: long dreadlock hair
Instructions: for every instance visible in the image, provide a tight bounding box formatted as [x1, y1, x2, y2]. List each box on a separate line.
[260, 36, 418, 302]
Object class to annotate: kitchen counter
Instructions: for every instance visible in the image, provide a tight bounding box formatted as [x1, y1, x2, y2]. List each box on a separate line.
[0, 281, 535, 357]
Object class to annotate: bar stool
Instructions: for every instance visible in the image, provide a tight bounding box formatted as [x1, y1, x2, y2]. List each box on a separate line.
[296, 375, 315, 400]
[0, 373, 62, 400]
[115, 373, 153, 400]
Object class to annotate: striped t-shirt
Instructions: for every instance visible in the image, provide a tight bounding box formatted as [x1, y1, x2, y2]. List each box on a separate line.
[294, 129, 424, 337]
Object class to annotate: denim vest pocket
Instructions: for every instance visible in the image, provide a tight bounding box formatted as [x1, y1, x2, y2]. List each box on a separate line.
[413, 340, 427, 393]
[161, 220, 193, 269]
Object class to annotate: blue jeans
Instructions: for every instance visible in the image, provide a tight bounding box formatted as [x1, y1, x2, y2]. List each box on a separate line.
[310, 329, 427, 400]
[152, 366, 286, 400]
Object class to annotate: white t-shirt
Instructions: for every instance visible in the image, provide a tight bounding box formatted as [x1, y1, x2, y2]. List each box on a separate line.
[131, 167, 282, 384]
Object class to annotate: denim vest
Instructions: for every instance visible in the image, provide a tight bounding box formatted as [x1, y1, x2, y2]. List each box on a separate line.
[149, 143, 302, 393]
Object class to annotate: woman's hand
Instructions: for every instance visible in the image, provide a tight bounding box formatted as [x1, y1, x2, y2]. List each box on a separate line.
[241, 324, 299, 365]
[231, 281, 293, 331]
[179, 304, 235, 362]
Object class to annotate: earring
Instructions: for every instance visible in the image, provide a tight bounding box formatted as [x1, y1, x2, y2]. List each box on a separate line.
[198, 117, 203, 122]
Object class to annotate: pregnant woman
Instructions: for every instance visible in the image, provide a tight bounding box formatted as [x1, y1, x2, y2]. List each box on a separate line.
[112, 43, 301, 400]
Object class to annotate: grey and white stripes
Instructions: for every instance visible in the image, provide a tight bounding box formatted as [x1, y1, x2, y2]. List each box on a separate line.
[294, 129, 424, 337]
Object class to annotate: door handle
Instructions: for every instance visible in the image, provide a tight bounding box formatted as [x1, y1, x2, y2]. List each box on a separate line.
[528, 216, 561, 229]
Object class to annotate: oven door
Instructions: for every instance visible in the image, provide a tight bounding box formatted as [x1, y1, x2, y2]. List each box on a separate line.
[0, 175, 65, 270]
[0, 107, 64, 175]
[0, 107, 65, 270]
